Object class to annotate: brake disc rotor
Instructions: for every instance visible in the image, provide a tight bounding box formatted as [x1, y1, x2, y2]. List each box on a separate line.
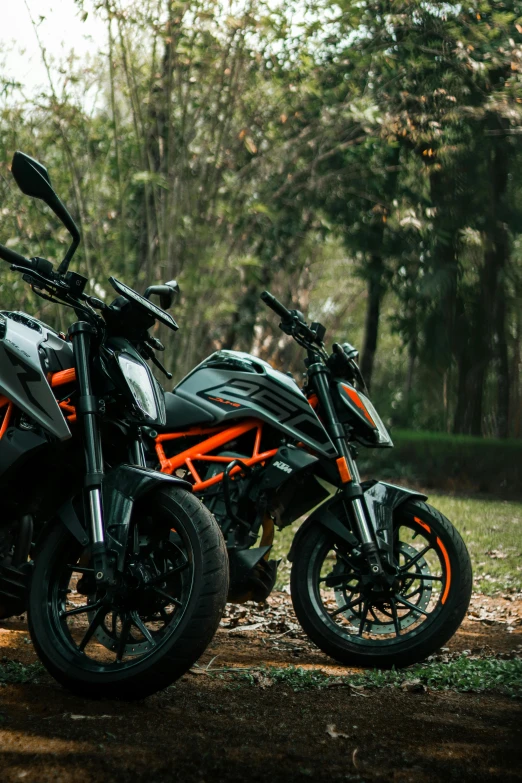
[333, 542, 432, 634]
[92, 611, 152, 657]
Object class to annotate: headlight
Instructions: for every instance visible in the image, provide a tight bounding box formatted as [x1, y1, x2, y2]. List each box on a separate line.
[116, 353, 158, 421]
[358, 392, 393, 447]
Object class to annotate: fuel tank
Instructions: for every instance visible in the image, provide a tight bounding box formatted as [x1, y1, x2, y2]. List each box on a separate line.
[170, 350, 336, 458]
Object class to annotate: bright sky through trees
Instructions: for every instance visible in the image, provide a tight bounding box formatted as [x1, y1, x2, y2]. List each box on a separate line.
[1, 0, 104, 94]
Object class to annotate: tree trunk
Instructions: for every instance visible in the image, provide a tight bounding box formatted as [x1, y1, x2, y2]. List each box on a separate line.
[360, 254, 384, 390]
[222, 283, 260, 351]
[453, 294, 486, 436]
[482, 124, 510, 437]
[491, 227, 510, 438]
[405, 334, 417, 404]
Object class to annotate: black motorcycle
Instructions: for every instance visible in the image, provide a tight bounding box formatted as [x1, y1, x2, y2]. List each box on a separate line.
[0, 152, 228, 698]
[144, 290, 472, 668]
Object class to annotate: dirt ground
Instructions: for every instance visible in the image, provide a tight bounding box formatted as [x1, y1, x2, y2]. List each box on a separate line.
[0, 592, 521, 783]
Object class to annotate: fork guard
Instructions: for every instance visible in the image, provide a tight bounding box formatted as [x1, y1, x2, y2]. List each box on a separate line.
[103, 464, 192, 570]
[59, 465, 191, 570]
[287, 480, 427, 563]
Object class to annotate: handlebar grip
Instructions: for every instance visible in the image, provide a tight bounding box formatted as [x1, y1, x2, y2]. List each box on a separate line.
[260, 290, 292, 320]
[332, 342, 349, 363]
[0, 243, 32, 268]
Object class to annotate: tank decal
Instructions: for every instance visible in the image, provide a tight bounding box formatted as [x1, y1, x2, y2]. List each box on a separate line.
[174, 351, 336, 457]
[193, 377, 336, 457]
[199, 378, 299, 422]
[0, 315, 71, 440]
[5, 349, 51, 418]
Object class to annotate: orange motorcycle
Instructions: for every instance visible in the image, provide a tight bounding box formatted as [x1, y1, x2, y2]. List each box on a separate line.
[138, 289, 472, 668]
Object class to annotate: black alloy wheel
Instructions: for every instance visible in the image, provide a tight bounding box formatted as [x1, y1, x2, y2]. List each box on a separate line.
[28, 488, 228, 699]
[290, 500, 472, 668]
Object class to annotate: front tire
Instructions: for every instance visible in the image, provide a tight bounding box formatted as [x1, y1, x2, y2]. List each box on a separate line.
[28, 488, 228, 699]
[290, 500, 472, 668]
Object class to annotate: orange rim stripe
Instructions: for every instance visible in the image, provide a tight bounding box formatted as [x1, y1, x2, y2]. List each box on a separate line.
[437, 536, 452, 604]
[336, 456, 351, 483]
[414, 516, 431, 534]
[414, 517, 451, 605]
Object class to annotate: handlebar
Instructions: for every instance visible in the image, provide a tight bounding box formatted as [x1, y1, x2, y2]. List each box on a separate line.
[332, 342, 349, 362]
[260, 289, 326, 351]
[0, 243, 33, 269]
[260, 290, 292, 320]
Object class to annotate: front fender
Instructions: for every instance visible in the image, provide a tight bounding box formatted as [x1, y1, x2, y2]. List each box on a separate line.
[362, 481, 427, 565]
[103, 464, 192, 569]
[288, 480, 427, 563]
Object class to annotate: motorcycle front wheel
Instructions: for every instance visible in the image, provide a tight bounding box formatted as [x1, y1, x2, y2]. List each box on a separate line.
[28, 488, 228, 699]
[290, 500, 472, 668]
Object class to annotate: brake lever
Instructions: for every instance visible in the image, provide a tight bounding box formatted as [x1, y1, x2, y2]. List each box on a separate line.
[141, 342, 173, 380]
[146, 335, 165, 352]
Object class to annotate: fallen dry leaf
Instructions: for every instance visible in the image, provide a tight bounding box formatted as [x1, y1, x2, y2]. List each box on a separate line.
[485, 549, 508, 560]
[400, 679, 427, 693]
[251, 671, 274, 689]
[326, 723, 349, 739]
[69, 714, 122, 720]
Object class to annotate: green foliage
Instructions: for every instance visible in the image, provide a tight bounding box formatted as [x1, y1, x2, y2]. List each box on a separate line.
[0, 0, 520, 436]
[229, 657, 522, 696]
[0, 659, 45, 684]
[360, 429, 522, 498]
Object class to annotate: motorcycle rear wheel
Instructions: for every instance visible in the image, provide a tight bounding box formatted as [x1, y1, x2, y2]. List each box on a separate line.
[290, 500, 472, 668]
[28, 487, 228, 699]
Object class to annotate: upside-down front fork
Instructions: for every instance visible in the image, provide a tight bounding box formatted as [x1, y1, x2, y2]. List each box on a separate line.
[307, 357, 384, 577]
[69, 321, 110, 586]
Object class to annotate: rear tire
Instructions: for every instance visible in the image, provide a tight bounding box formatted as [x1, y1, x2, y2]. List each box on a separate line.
[290, 500, 472, 668]
[28, 488, 228, 699]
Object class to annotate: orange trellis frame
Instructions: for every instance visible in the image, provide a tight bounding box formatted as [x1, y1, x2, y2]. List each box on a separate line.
[51, 367, 77, 423]
[0, 396, 13, 440]
[0, 368, 78, 440]
[0, 365, 277, 490]
[155, 419, 278, 492]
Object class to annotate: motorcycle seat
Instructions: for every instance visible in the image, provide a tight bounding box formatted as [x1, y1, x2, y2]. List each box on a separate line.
[158, 391, 215, 431]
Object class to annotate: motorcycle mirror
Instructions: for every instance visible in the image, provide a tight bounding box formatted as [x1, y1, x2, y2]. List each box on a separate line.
[11, 152, 54, 200]
[144, 280, 180, 310]
[162, 280, 180, 309]
[342, 342, 359, 361]
[11, 151, 80, 275]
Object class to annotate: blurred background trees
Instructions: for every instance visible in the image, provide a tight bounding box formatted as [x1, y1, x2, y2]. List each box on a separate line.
[0, 0, 520, 439]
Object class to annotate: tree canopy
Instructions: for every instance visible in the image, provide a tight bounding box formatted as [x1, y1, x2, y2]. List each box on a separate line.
[0, 0, 520, 437]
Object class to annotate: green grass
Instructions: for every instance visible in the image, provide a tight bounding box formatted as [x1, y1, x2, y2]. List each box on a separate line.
[270, 493, 522, 594]
[229, 657, 522, 697]
[429, 493, 522, 594]
[358, 430, 522, 497]
[0, 659, 44, 684]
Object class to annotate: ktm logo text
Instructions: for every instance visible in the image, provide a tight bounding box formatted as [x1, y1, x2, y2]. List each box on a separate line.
[273, 460, 292, 474]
